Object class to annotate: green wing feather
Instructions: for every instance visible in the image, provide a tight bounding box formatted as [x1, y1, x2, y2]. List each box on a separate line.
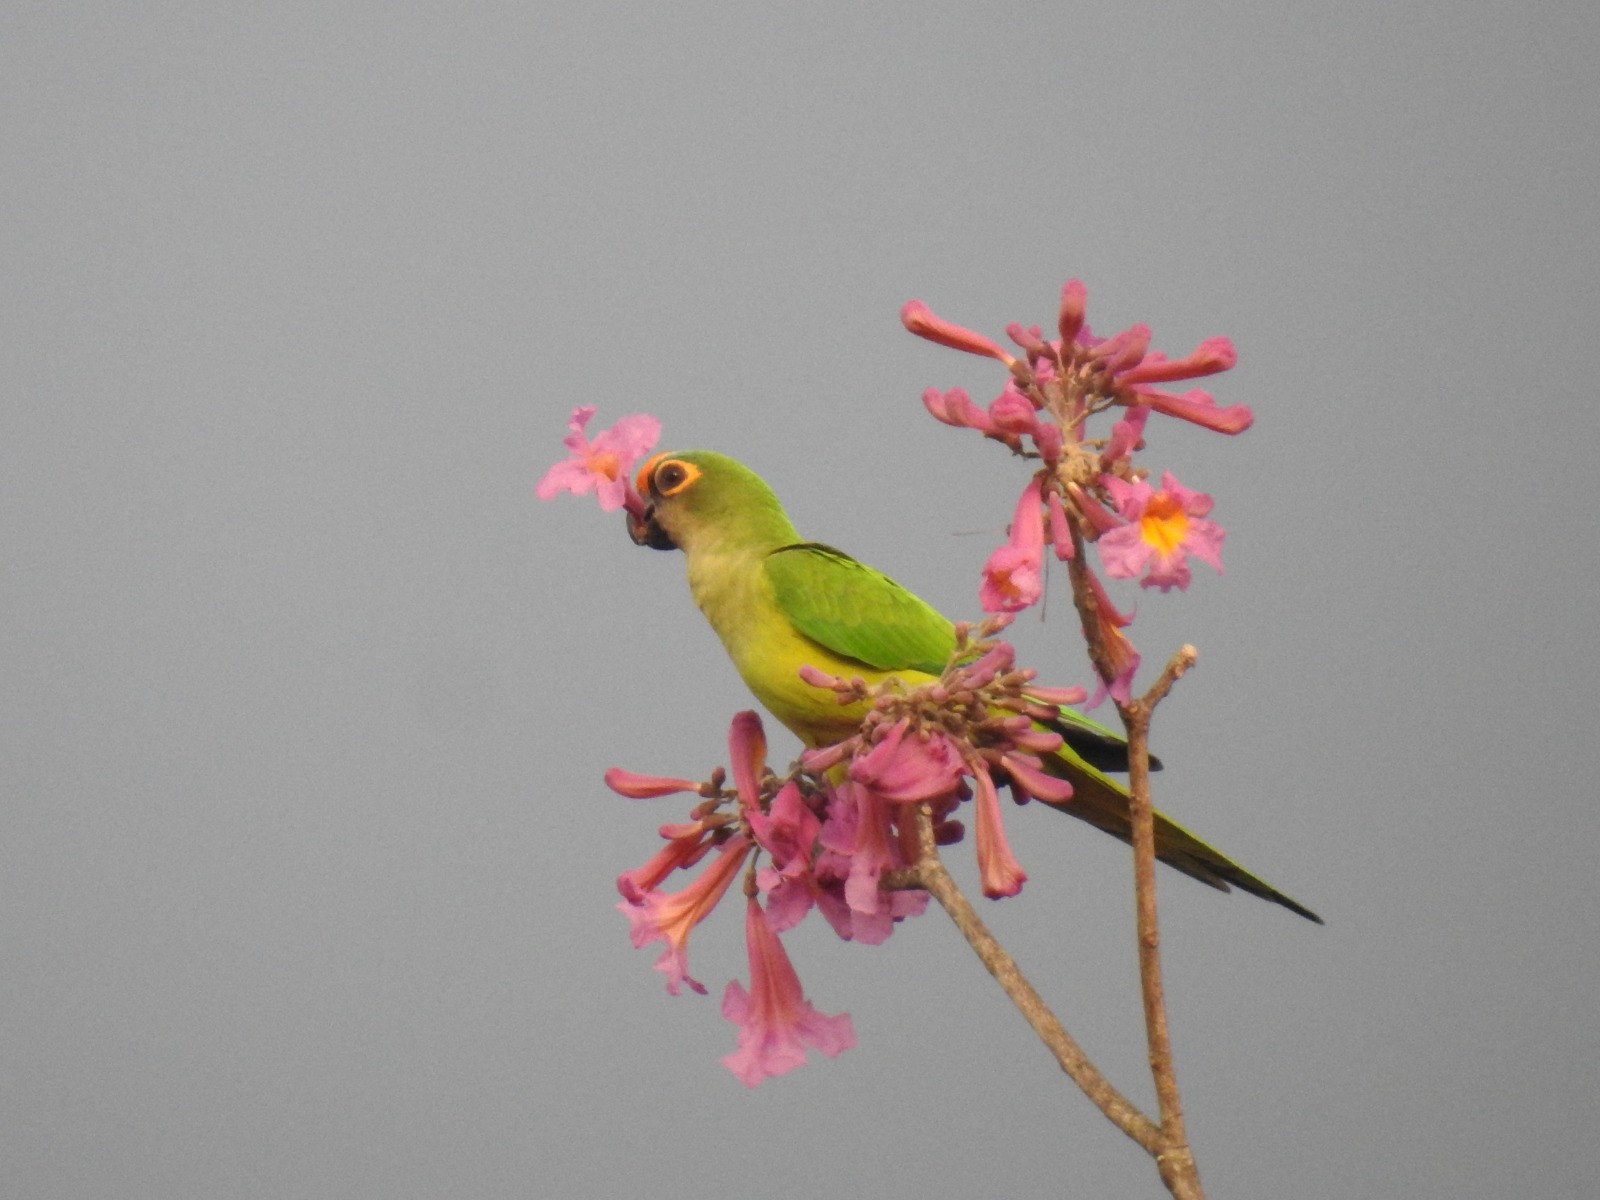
[763, 543, 956, 674]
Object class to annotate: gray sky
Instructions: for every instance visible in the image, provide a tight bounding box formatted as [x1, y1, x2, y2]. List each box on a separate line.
[4, 2, 1597, 1197]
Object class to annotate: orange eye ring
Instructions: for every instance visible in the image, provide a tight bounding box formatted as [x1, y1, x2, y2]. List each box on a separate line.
[634, 452, 671, 496]
[640, 454, 702, 498]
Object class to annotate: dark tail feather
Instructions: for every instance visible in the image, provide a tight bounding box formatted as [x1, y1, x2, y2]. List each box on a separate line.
[1030, 742, 1323, 925]
[1044, 703, 1163, 773]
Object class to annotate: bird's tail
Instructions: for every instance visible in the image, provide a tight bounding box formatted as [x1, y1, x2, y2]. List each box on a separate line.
[1033, 729, 1322, 924]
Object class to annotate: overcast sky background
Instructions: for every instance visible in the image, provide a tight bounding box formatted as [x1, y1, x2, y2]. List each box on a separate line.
[4, 3, 1597, 1198]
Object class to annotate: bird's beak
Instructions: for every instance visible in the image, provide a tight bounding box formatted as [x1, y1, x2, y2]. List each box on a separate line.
[627, 504, 677, 551]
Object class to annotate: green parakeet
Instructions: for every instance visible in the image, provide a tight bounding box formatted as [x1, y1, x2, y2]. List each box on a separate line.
[628, 449, 1320, 923]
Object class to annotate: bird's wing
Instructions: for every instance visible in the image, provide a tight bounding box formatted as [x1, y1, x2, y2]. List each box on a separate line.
[763, 542, 955, 675]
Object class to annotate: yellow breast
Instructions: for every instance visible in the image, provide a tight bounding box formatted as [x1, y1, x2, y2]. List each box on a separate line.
[684, 547, 909, 746]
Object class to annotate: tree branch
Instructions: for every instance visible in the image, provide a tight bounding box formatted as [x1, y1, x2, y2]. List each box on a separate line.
[1122, 646, 1200, 1193]
[888, 806, 1163, 1155]
[1062, 530, 1208, 1200]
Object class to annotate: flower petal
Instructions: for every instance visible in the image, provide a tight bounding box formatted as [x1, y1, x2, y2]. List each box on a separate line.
[902, 300, 1017, 367]
[720, 898, 856, 1087]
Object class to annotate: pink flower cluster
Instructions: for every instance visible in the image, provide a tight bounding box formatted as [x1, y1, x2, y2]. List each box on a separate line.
[904, 282, 1249, 701]
[535, 406, 660, 517]
[610, 621, 1086, 1085]
[610, 711, 860, 1086]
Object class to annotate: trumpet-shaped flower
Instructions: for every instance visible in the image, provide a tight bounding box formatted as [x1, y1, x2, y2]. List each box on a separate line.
[727, 709, 768, 811]
[620, 835, 751, 995]
[1101, 405, 1151, 472]
[988, 384, 1040, 435]
[604, 768, 702, 798]
[850, 719, 965, 803]
[1117, 337, 1236, 385]
[980, 478, 1046, 613]
[901, 300, 1018, 368]
[922, 386, 996, 433]
[813, 784, 927, 944]
[835, 782, 900, 920]
[1045, 489, 1075, 561]
[1081, 566, 1142, 706]
[1135, 388, 1252, 435]
[750, 780, 824, 932]
[1099, 471, 1225, 592]
[615, 819, 719, 904]
[721, 898, 856, 1087]
[998, 751, 1076, 805]
[537, 406, 661, 513]
[972, 766, 1027, 898]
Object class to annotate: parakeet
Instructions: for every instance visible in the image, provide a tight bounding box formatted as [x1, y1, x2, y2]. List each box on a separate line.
[627, 449, 1320, 923]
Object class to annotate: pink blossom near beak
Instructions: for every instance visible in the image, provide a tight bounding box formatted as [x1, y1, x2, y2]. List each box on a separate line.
[536, 406, 661, 512]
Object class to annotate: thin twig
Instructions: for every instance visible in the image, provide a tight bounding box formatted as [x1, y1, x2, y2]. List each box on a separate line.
[888, 807, 1163, 1154]
[1062, 528, 1208, 1200]
[1122, 646, 1201, 1196]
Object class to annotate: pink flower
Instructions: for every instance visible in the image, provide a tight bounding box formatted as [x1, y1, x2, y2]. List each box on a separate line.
[837, 783, 899, 920]
[721, 898, 856, 1087]
[1098, 471, 1225, 592]
[1088, 323, 1153, 375]
[1033, 420, 1063, 465]
[1101, 405, 1151, 470]
[1066, 480, 1122, 539]
[536, 406, 661, 514]
[1134, 388, 1252, 435]
[750, 781, 823, 932]
[922, 387, 996, 433]
[980, 478, 1046, 613]
[1045, 488, 1075, 561]
[814, 784, 926, 944]
[604, 768, 702, 798]
[620, 835, 751, 995]
[1006, 321, 1051, 359]
[948, 638, 1014, 690]
[748, 781, 820, 873]
[1081, 566, 1141, 706]
[615, 820, 717, 904]
[1117, 337, 1236, 385]
[921, 383, 1063, 461]
[994, 716, 1066, 756]
[998, 751, 1075, 805]
[1057, 279, 1088, 344]
[727, 710, 767, 811]
[901, 300, 1018, 369]
[987, 384, 1039, 434]
[972, 766, 1027, 898]
[850, 719, 965, 803]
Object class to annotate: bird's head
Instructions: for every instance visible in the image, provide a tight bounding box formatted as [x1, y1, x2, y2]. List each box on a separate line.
[628, 451, 798, 555]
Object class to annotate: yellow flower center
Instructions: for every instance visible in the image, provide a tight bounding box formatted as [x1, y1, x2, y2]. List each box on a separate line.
[587, 449, 623, 481]
[1139, 492, 1189, 556]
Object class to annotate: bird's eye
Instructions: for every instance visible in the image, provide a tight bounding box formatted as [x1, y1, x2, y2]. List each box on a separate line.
[653, 458, 700, 497]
